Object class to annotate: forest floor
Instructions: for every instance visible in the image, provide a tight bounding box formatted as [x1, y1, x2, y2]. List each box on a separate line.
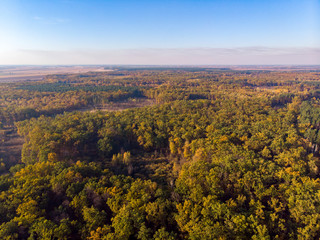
[0, 127, 24, 167]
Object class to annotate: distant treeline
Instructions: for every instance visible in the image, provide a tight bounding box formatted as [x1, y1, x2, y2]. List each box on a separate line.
[16, 83, 142, 93]
[106, 66, 233, 72]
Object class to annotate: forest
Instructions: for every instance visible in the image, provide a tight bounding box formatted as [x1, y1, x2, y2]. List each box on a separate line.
[1, 67, 320, 239]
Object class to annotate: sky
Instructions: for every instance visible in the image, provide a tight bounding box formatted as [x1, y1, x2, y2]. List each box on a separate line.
[0, 0, 319, 65]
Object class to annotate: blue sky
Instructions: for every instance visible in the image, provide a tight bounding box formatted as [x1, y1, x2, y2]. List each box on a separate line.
[1, 0, 319, 64]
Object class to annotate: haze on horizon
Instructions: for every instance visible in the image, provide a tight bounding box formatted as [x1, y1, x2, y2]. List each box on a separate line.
[1, 0, 319, 65]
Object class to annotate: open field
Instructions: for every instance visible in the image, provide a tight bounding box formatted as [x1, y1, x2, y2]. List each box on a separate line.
[229, 65, 320, 71]
[0, 65, 110, 82]
[1, 65, 319, 84]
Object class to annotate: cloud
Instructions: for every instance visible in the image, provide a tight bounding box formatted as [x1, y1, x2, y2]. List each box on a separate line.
[2, 47, 320, 65]
[33, 16, 43, 21]
[32, 16, 70, 24]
